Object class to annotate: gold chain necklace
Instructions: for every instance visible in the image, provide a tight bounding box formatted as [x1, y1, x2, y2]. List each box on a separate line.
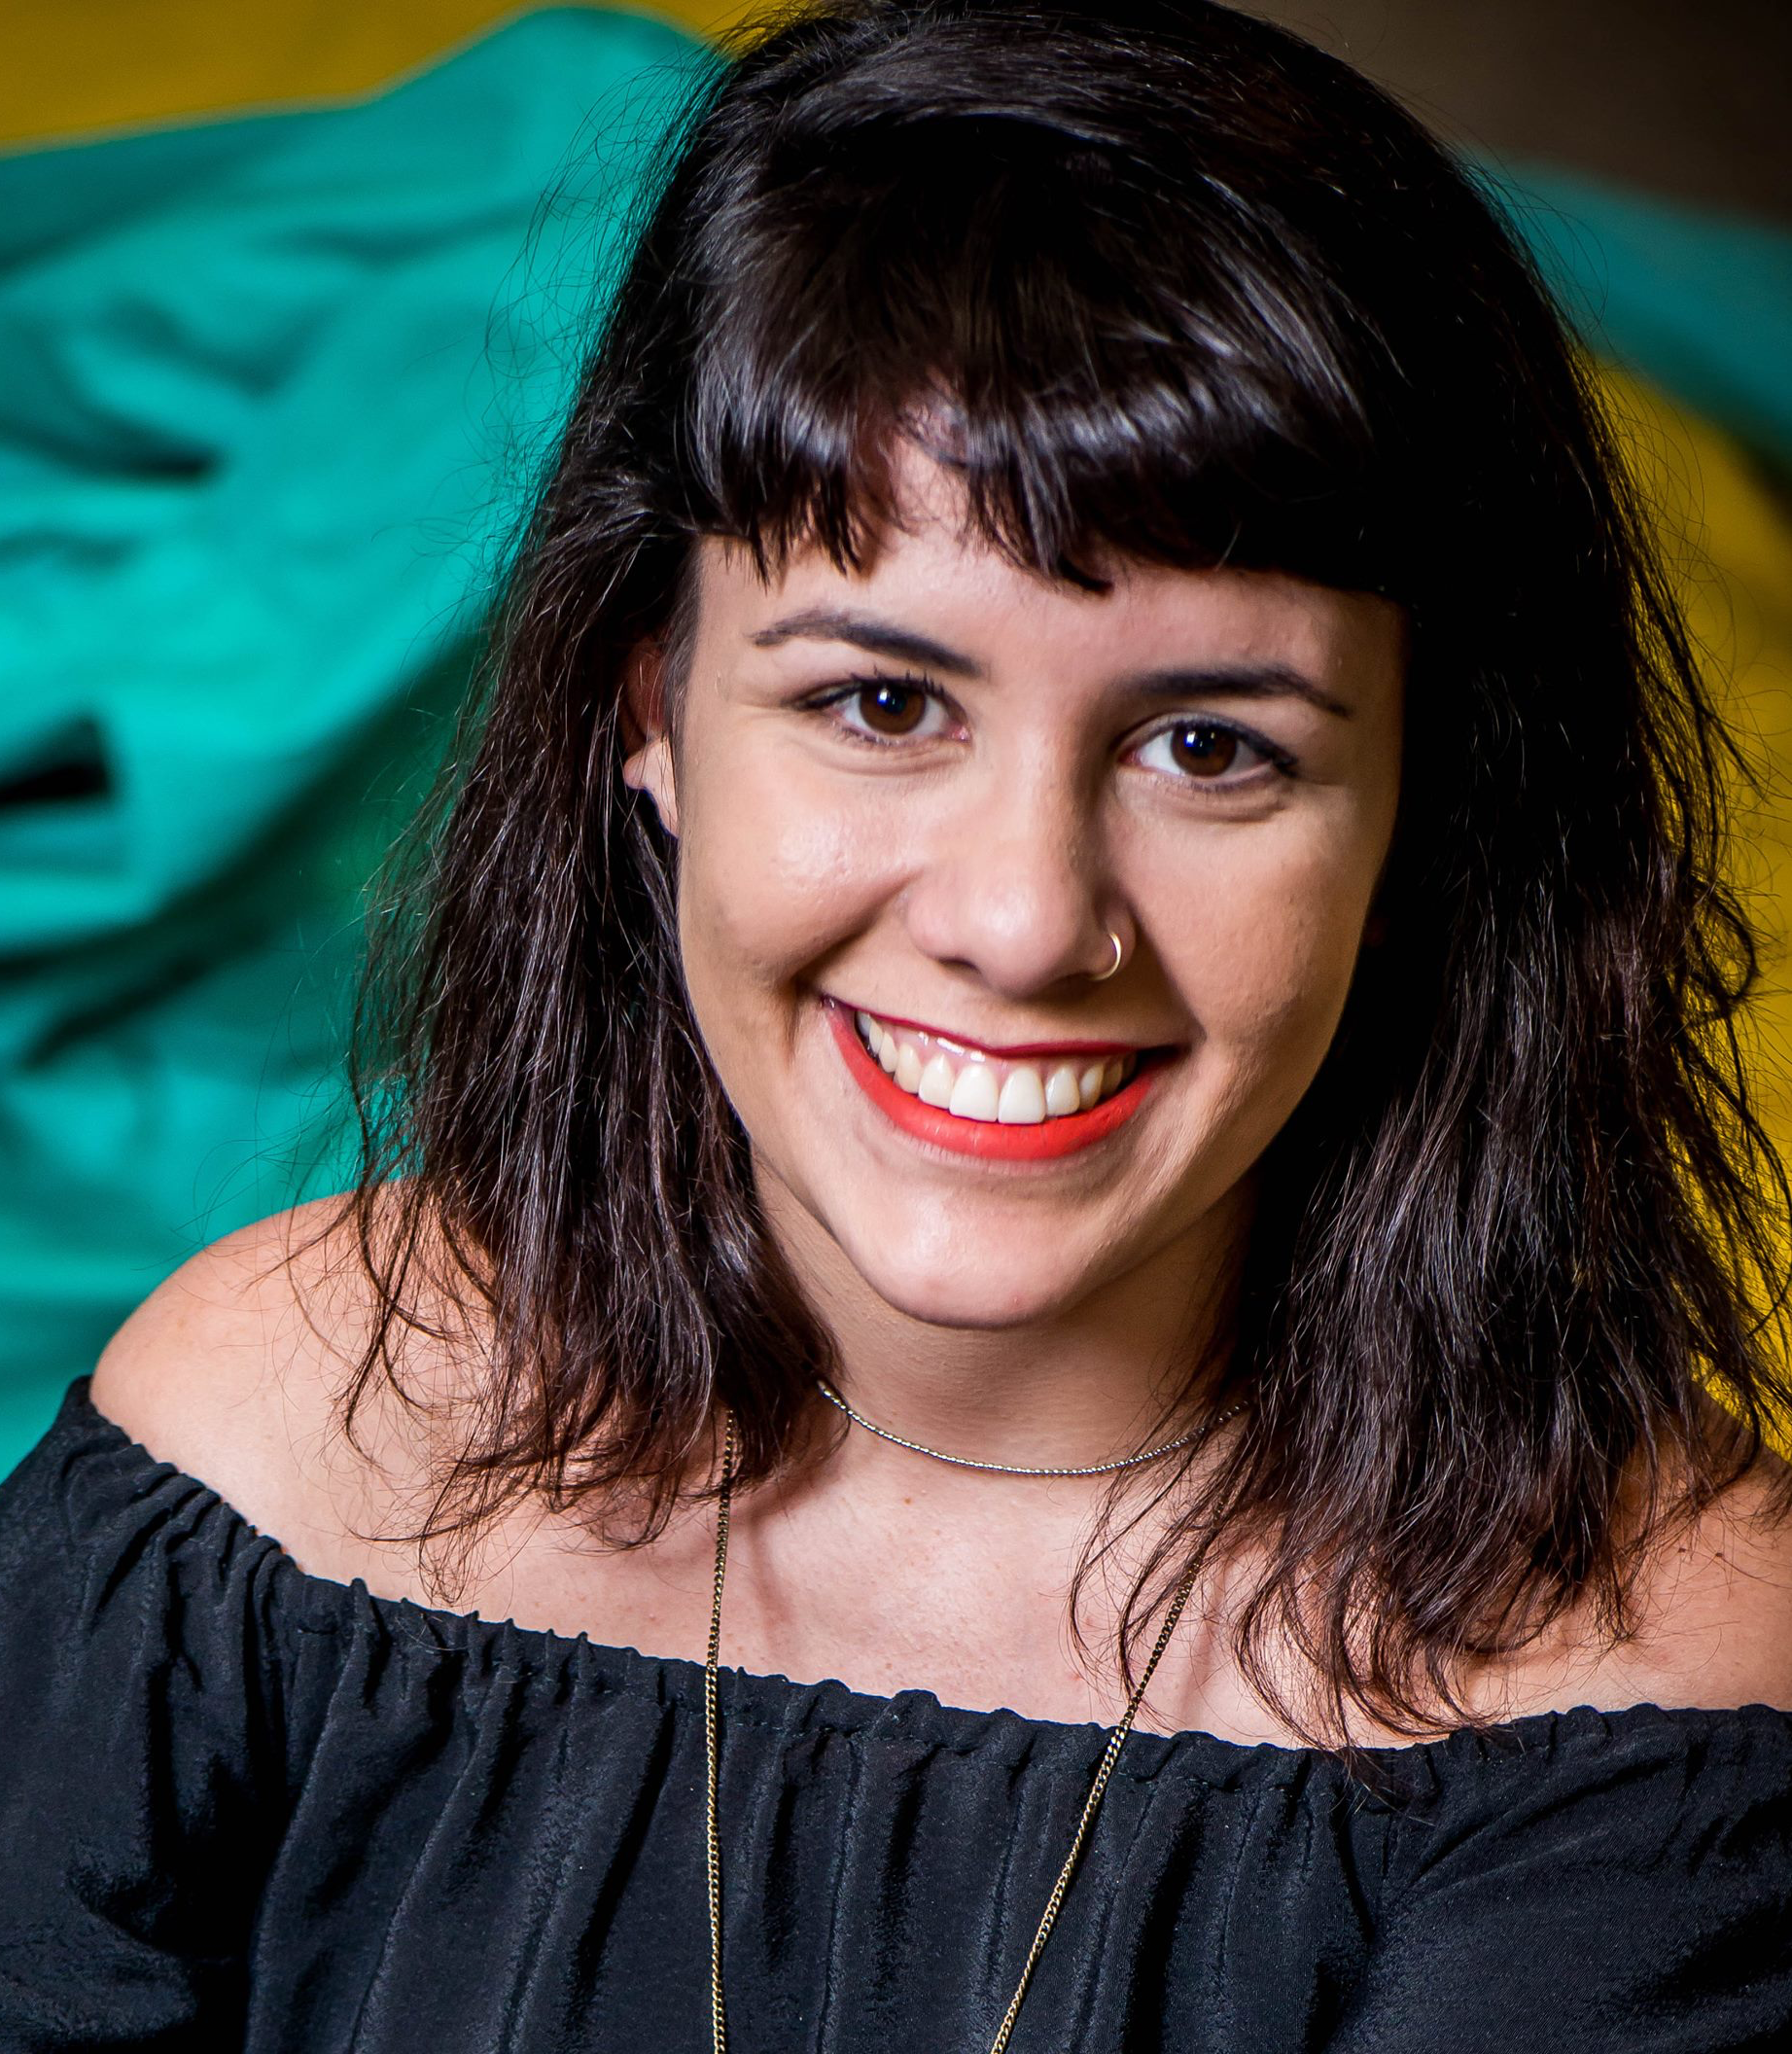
[702, 1392, 1245, 2054]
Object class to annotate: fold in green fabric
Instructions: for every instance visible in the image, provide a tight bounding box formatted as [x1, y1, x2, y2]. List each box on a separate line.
[1, 8, 1785, 1470]
[0, 9, 712, 1456]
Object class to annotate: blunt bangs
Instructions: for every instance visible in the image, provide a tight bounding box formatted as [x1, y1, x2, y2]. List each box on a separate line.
[675, 26, 1416, 597]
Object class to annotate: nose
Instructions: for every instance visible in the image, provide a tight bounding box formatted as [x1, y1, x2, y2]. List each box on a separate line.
[902, 758, 1120, 996]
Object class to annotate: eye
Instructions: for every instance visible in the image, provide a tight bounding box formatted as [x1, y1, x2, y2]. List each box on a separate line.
[854, 680, 930, 737]
[1132, 718, 1290, 784]
[813, 674, 953, 745]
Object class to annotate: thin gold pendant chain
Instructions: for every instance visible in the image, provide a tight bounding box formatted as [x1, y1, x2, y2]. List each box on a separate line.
[704, 1410, 736, 2054]
[702, 1399, 1229, 2054]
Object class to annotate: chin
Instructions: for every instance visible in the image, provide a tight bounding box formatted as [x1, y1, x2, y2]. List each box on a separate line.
[833, 1233, 1096, 1331]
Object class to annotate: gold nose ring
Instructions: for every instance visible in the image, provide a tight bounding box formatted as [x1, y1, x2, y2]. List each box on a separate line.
[1091, 929, 1124, 981]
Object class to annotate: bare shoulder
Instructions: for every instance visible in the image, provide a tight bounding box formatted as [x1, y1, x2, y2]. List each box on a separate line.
[1625, 1433, 1792, 1712]
[1491, 1428, 1792, 1723]
[89, 1192, 436, 1576]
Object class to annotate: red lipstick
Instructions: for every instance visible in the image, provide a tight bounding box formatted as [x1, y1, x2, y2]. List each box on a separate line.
[825, 1000, 1167, 1161]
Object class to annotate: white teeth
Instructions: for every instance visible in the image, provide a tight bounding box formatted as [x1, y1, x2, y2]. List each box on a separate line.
[997, 1068, 1046, 1124]
[1044, 1064, 1082, 1118]
[854, 1006, 1142, 1124]
[918, 1053, 956, 1108]
[947, 1064, 1001, 1121]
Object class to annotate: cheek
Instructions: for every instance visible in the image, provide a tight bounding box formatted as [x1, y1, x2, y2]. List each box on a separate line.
[675, 746, 898, 1001]
[1155, 823, 1380, 1084]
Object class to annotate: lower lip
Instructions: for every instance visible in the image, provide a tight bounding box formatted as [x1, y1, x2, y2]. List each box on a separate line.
[825, 1000, 1168, 1161]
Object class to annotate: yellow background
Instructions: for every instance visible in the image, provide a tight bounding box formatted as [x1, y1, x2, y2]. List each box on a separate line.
[1, 0, 740, 147]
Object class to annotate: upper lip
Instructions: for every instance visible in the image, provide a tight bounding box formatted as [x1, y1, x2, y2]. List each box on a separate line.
[830, 995, 1162, 1061]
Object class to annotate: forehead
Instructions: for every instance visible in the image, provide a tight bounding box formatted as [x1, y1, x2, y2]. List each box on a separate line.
[695, 443, 1405, 684]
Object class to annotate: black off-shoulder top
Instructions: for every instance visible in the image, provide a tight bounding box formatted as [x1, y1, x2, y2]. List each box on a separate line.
[1, 1379, 1788, 2052]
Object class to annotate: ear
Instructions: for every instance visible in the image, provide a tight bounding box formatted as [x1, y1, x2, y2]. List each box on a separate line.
[619, 641, 680, 838]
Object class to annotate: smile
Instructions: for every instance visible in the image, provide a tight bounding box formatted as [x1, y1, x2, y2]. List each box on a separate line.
[855, 1009, 1137, 1120]
[824, 999, 1172, 1160]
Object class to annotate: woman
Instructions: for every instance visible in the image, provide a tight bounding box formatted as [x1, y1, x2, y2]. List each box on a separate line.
[3, 0, 1789, 2045]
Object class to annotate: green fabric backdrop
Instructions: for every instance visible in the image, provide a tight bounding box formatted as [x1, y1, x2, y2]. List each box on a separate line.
[0, 8, 712, 1460]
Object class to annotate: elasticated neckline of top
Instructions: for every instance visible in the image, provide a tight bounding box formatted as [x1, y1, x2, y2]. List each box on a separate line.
[53, 1376, 1792, 1806]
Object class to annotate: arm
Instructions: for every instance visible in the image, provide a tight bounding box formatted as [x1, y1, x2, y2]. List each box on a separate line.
[0, 1201, 350, 2048]
[0, 1385, 283, 2046]
[1326, 1705, 1792, 2053]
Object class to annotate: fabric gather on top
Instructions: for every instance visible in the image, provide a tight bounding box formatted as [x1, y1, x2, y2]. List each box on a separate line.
[0, 1378, 1788, 2051]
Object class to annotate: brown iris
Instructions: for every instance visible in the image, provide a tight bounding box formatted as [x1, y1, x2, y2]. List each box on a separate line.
[1167, 724, 1239, 777]
[857, 682, 929, 735]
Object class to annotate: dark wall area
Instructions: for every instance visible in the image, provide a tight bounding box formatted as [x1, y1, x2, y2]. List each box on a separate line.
[1251, 0, 1792, 221]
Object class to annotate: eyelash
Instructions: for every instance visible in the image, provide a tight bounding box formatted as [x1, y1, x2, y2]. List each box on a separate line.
[806, 673, 1298, 782]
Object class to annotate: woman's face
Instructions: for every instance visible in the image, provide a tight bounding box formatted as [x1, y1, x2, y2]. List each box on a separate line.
[625, 448, 1405, 1333]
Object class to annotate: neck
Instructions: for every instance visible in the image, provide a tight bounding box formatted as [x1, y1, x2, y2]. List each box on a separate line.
[759, 1177, 1250, 1478]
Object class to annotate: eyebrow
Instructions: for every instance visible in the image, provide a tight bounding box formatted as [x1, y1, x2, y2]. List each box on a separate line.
[749, 607, 1353, 718]
[750, 608, 984, 678]
[1126, 663, 1353, 721]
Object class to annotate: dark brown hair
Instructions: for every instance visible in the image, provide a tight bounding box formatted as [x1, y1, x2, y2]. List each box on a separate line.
[332, 0, 1792, 1750]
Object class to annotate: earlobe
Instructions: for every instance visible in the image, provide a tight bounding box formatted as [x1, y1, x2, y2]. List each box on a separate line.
[619, 644, 681, 837]
[622, 734, 680, 837]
